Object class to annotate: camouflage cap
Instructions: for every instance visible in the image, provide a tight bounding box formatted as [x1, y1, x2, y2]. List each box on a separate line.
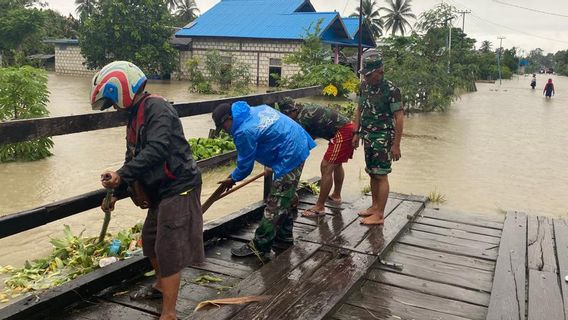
[359, 58, 383, 76]
[277, 97, 298, 114]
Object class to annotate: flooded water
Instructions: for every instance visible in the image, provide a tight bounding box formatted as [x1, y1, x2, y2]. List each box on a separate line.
[0, 72, 567, 267]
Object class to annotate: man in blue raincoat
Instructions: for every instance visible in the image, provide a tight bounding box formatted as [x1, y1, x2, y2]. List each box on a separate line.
[213, 101, 316, 258]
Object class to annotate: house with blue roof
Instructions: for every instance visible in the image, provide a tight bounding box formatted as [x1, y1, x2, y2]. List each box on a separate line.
[174, 0, 375, 86]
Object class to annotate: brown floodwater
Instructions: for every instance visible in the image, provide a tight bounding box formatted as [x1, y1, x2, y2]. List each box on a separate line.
[0, 72, 567, 267]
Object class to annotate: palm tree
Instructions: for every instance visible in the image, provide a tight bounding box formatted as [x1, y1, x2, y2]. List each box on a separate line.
[75, 0, 96, 17]
[382, 0, 416, 36]
[350, 0, 384, 40]
[480, 40, 493, 53]
[165, 0, 178, 12]
[176, 0, 199, 22]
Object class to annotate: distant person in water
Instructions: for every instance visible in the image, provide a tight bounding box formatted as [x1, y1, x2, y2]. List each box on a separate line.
[530, 74, 536, 89]
[543, 78, 555, 98]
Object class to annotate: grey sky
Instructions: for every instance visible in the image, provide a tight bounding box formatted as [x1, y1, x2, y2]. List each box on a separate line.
[45, 0, 568, 54]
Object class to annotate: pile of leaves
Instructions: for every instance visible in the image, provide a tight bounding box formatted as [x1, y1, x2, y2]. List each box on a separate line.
[300, 181, 320, 195]
[188, 134, 236, 161]
[0, 224, 142, 302]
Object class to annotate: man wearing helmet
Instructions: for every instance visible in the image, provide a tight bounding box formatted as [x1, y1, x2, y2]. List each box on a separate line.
[91, 61, 204, 320]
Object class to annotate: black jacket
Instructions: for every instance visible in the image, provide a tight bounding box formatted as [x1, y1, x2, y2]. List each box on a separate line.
[117, 96, 201, 200]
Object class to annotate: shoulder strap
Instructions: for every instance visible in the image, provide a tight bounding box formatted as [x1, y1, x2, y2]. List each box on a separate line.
[127, 94, 165, 144]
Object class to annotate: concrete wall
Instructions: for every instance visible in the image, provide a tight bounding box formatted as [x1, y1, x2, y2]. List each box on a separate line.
[54, 44, 95, 76]
[175, 38, 308, 86]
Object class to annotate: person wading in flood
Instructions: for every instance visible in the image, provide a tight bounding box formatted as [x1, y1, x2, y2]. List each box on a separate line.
[543, 78, 555, 98]
[352, 56, 404, 225]
[213, 101, 316, 259]
[531, 74, 537, 89]
[91, 61, 204, 320]
[278, 97, 355, 217]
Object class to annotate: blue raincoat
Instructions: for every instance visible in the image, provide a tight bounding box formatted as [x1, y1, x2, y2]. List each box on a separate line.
[229, 101, 316, 181]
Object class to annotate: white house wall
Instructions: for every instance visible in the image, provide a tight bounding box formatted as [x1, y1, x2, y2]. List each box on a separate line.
[53, 45, 95, 76]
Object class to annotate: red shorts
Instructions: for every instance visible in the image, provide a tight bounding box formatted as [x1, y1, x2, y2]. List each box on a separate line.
[323, 122, 355, 164]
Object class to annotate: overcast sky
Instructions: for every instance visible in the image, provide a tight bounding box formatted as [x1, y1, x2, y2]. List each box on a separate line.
[45, 0, 568, 54]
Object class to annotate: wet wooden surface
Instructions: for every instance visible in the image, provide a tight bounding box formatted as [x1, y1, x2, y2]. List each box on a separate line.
[40, 196, 568, 320]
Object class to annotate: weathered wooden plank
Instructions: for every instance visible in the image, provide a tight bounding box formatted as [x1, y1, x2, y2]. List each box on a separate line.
[412, 223, 501, 244]
[1, 152, 238, 239]
[486, 211, 527, 320]
[554, 219, 568, 320]
[367, 269, 491, 306]
[0, 86, 322, 145]
[105, 267, 242, 318]
[416, 216, 502, 237]
[297, 194, 348, 209]
[189, 257, 254, 279]
[527, 216, 557, 272]
[390, 243, 496, 271]
[188, 242, 322, 320]
[528, 270, 564, 320]
[203, 238, 263, 269]
[252, 199, 424, 320]
[347, 281, 487, 320]
[421, 208, 504, 229]
[389, 192, 428, 203]
[58, 300, 157, 320]
[397, 233, 498, 261]
[226, 223, 314, 243]
[332, 302, 473, 320]
[408, 229, 499, 250]
[371, 252, 494, 292]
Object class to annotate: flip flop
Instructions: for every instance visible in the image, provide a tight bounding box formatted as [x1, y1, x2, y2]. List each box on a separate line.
[130, 285, 163, 300]
[301, 208, 326, 218]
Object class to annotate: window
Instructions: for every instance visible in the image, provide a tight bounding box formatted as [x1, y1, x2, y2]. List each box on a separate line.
[269, 58, 282, 66]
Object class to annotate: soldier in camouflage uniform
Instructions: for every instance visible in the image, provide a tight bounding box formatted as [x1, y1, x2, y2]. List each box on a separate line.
[278, 97, 355, 217]
[352, 57, 404, 225]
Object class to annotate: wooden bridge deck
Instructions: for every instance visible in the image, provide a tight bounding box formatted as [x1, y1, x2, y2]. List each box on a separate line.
[55, 194, 568, 320]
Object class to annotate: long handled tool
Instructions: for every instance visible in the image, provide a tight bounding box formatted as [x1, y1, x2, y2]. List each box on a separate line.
[98, 188, 114, 243]
[202, 172, 265, 214]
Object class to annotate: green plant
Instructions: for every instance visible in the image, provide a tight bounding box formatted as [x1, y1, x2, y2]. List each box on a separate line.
[187, 50, 251, 95]
[329, 102, 356, 119]
[188, 133, 236, 161]
[300, 181, 320, 195]
[427, 189, 447, 204]
[0, 66, 53, 162]
[361, 185, 371, 194]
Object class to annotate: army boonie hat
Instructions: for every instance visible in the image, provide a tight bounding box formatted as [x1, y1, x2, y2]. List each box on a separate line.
[360, 58, 383, 76]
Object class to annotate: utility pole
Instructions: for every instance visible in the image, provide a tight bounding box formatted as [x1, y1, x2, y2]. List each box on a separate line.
[357, 0, 363, 76]
[497, 36, 505, 85]
[456, 10, 471, 32]
[445, 16, 455, 74]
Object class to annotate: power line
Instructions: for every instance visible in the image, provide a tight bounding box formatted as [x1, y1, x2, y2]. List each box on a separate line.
[455, 9, 471, 32]
[492, 0, 568, 18]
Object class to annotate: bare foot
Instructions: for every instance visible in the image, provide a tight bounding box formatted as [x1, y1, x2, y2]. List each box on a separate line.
[360, 214, 384, 225]
[357, 208, 380, 217]
[302, 207, 326, 218]
[159, 314, 177, 320]
[327, 195, 341, 204]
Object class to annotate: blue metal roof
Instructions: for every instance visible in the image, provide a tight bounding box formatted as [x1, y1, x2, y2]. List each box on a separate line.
[175, 0, 374, 47]
[342, 18, 360, 38]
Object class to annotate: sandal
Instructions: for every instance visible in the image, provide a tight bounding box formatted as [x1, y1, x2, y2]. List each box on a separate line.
[326, 196, 341, 205]
[301, 208, 326, 218]
[129, 285, 163, 300]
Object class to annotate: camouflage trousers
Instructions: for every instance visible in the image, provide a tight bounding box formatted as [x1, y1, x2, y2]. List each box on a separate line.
[363, 130, 394, 175]
[253, 164, 304, 253]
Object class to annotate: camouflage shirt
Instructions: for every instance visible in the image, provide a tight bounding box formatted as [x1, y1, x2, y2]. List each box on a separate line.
[359, 78, 402, 133]
[296, 103, 350, 140]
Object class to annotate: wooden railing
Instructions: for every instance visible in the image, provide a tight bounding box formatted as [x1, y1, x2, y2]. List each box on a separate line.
[0, 86, 320, 238]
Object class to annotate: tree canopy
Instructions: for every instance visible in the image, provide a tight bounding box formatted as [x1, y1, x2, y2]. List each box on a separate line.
[79, 0, 177, 77]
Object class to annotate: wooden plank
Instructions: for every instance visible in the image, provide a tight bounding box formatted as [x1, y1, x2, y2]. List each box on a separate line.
[189, 257, 254, 279]
[397, 234, 498, 261]
[367, 270, 491, 306]
[347, 281, 487, 320]
[389, 192, 428, 203]
[0, 86, 322, 145]
[554, 219, 568, 320]
[421, 208, 504, 229]
[527, 216, 557, 272]
[243, 199, 424, 320]
[486, 211, 527, 320]
[390, 243, 496, 271]
[59, 300, 157, 320]
[371, 252, 494, 292]
[203, 238, 262, 270]
[227, 223, 314, 243]
[105, 267, 242, 318]
[416, 216, 502, 237]
[333, 302, 472, 320]
[188, 242, 322, 320]
[528, 270, 564, 320]
[297, 194, 348, 209]
[412, 223, 501, 245]
[407, 229, 499, 251]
